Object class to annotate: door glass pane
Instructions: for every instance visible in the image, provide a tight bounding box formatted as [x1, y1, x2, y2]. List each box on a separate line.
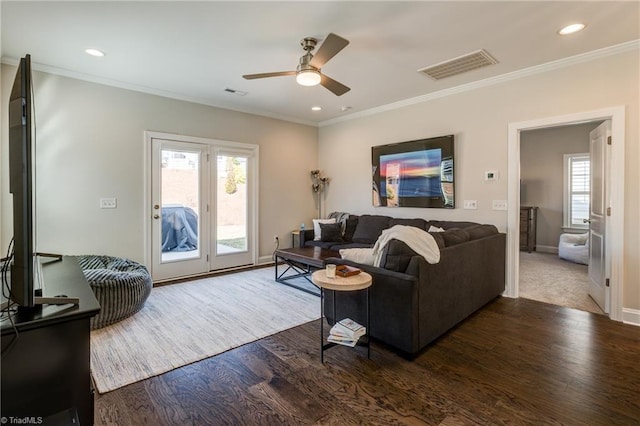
[217, 155, 247, 254]
[161, 149, 200, 262]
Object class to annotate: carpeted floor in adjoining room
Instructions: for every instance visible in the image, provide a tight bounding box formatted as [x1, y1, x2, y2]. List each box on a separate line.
[519, 251, 603, 314]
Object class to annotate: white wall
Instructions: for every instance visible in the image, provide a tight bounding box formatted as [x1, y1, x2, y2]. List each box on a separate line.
[319, 49, 639, 311]
[1, 65, 319, 265]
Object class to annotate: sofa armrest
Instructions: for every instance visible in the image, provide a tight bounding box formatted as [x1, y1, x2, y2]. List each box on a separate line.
[299, 229, 315, 247]
[409, 233, 506, 348]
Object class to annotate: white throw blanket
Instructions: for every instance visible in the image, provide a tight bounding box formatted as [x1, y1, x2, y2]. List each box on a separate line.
[372, 225, 441, 267]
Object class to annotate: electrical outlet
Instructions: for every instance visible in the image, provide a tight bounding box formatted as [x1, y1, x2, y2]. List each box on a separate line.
[463, 200, 478, 210]
[492, 200, 508, 210]
[100, 197, 117, 209]
[273, 235, 279, 243]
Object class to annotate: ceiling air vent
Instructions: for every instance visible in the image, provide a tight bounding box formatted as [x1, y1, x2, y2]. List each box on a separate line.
[418, 49, 497, 80]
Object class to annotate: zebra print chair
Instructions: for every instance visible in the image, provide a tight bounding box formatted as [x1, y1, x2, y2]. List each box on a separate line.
[77, 255, 152, 330]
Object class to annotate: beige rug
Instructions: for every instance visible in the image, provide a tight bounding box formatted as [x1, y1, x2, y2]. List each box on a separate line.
[519, 252, 604, 314]
[90, 267, 320, 393]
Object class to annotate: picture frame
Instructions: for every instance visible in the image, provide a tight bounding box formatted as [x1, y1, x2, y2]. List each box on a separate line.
[372, 135, 454, 208]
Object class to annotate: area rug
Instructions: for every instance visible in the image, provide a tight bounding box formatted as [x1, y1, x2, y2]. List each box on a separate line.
[90, 267, 320, 393]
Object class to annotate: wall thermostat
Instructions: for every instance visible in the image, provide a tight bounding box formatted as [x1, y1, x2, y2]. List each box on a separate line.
[485, 171, 498, 181]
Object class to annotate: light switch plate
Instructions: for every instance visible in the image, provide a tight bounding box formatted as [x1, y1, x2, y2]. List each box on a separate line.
[463, 200, 478, 210]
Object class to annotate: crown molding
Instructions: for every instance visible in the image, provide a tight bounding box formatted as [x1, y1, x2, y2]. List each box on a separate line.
[319, 39, 640, 127]
[0, 57, 317, 127]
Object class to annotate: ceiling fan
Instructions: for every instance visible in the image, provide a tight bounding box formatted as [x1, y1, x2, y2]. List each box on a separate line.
[243, 33, 350, 96]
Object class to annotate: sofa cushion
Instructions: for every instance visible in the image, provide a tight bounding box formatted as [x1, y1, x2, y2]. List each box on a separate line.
[440, 228, 471, 247]
[329, 242, 374, 251]
[304, 240, 336, 249]
[465, 224, 499, 240]
[320, 222, 343, 242]
[379, 239, 418, 272]
[428, 232, 446, 249]
[389, 218, 428, 230]
[352, 215, 391, 244]
[427, 220, 480, 230]
[343, 215, 359, 243]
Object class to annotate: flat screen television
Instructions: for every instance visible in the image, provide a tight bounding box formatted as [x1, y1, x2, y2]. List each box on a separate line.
[372, 135, 454, 208]
[8, 54, 36, 308]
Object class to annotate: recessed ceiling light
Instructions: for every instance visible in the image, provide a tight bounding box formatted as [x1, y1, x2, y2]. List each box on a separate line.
[85, 48, 105, 57]
[558, 23, 586, 35]
[311, 106, 322, 111]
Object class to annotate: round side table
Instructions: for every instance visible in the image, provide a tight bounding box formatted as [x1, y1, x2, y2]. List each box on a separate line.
[311, 269, 372, 363]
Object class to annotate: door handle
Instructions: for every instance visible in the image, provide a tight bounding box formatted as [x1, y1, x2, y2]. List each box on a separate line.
[583, 219, 591, 224]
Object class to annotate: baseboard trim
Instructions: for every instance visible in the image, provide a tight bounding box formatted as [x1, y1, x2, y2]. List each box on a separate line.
[621, 308, 640, 326]
[258, 255, 276, 265]
[536, 245, 558, 254]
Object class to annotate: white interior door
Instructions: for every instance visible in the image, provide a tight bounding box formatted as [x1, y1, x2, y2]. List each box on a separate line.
[588, 120, 610, 312]
[151, 138, 210, 281]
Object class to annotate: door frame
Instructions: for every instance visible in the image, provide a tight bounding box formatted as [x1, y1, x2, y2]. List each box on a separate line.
[144, 131, 259, 279]
[506, 106, 625, 321]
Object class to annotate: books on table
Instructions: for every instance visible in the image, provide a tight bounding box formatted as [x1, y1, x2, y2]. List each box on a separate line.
[328, 318, 366, 347]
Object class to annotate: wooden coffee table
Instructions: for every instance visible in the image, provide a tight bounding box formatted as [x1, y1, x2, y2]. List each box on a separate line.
[274, 247, 339, 296]
[312, 269, 372, 362]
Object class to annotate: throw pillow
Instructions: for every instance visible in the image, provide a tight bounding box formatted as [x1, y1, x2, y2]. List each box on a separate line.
[390, 218, 428, 230]
[339, 248, 375, 265]
[351, 215, 391, 244]
[440, 228, 471, 247]
[312, 218, 336, 241]
[319, 223, 343, 242]
[465, 224, 498, 240]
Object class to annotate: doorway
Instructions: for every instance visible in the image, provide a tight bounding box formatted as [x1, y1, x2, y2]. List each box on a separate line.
[145, 132, 259, 282]
[518, 121, 604, 314]
[507, 107, 625, 321]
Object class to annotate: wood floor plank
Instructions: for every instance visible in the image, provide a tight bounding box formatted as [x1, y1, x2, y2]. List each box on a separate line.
[94, 297, 640, 425]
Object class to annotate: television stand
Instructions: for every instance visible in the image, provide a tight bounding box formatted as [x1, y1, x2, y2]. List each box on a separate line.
[36, 252, 63, 261]
[34, 295, 80, 305]
[1, 256, 100, 425]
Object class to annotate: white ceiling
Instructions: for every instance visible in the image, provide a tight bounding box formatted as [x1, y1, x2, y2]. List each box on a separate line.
[2, 1, 639, 125]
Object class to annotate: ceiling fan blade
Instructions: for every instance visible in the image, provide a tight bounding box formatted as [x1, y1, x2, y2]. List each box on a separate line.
[309, 33, 349, 69]
[320, 74, 350, 96]
[243, 71, 296, 80]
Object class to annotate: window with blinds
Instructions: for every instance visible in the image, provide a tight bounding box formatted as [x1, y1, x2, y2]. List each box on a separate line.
[564, 153, 590, 229]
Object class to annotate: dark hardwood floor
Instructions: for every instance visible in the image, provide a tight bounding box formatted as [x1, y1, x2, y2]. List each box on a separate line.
[94, 298, 639, 425]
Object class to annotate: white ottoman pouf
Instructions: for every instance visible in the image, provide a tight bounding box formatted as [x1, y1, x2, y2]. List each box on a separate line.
[558, 233, 589, 265]
[77, 255, 152, 330]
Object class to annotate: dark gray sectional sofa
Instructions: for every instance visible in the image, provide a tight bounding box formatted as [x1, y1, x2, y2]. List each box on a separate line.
[300, 214, 506, 357]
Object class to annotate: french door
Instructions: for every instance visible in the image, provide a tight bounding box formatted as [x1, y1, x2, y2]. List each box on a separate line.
[211, 150, 254, 270]
[151, 139, 210, 281]
[149, 133, 257, 281]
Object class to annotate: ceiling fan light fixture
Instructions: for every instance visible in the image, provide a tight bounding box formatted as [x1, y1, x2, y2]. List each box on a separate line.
[296, 70, 321, 86]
